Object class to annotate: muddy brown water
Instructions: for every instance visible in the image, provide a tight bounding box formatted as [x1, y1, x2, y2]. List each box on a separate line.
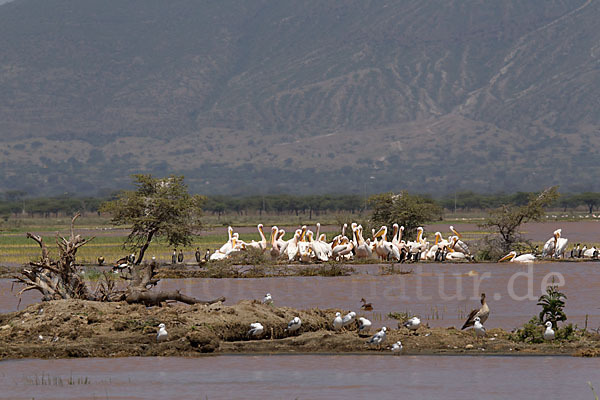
[1, 355, 600, 399]
[3, 261, 600, 331]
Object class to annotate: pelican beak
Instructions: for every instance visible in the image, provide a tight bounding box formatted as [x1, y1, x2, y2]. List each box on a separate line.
[451, 227, 462, 238]
[499, 253, 512, 262]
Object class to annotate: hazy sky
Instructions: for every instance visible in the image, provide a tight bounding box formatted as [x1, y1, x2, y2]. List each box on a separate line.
[0, 0, 14, 5]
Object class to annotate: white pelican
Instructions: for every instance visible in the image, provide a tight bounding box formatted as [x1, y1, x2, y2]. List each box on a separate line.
[276, 229, 288, 255]
[445, 244, 469, 261]
[424, 232, 444, 260]
[554, 229, 568, 258]
[286, 231, 301, 261]
[391, 341, 403, 353]
[583, 246, 598, 258]
[285, 317, 302, 333]
[499, 251, 536, 263]
[307, 231, 328, 262]
[332, 236, 354, 260]
[407, 227, 426, 258]
[367, 326, 387, 348]
[354, 225, 373, 259]
[449, 226, 470, 255]
[374, 226, 396, 260]
[218, 226, 235, 254]
[333, 312, 343, 331]
[543, 321, 555, 340]
[246, 224, 268, 252]
[403, 316, 421, 332]
[461, 293, 489, 329]
[269, 226, 281, 260]
[248, 322, 264, 337]
[541, 230, 558, 257]
[209, 251, 228, 261]
[156, 323, 168, 342]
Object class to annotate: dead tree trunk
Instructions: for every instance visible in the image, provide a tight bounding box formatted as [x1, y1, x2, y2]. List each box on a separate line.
[15, 214, 224, 306]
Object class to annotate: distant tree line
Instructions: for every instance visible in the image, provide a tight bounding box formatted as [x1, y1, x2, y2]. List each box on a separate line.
[203, 194, 364, 218]
[438, 191, 600, 215]
[2, 190, 600, 220]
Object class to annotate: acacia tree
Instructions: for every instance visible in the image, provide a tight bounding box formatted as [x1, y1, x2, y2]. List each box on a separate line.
[15, 213, 224, 306]
[572, 192, 600, 214]
[481, 186, 559, 253]
[101, 174, 205, 264]
[369, 191, 443, 238]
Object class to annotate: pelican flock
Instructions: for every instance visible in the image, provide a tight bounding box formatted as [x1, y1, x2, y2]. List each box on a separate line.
[207, 223, 474, 264]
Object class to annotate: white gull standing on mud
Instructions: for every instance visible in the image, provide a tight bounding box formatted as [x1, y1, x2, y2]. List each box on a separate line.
[156, 323, 168, 342]
[285, 317, 302, 333]
[248, 322, 264, 337]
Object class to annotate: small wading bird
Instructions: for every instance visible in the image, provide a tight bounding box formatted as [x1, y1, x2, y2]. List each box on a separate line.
[156, 323, 168, 342]
[543, 321, 555, 341]
[248, 322, 264, 337]
[461, 293, 489, 330]
[367, 326, 387, 349]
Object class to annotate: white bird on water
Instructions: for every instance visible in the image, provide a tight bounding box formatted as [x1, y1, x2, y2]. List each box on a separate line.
[403, 316, 421, 332]
[367, 326, 387, 348]
[286, 317, 302, 333]
[474, 317, 486, 339]
[543, 321, 555, 341]
[333, 312, 344, 331]
[262, 293, 273, 305]
[156, 323, 168, 342]
[391, 341, 403, 353]
[248, 322, 264, 337]
[342, 311, 356, 328]
[357, 317, 372, 334]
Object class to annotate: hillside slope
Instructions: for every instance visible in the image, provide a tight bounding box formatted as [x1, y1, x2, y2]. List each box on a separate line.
[0, 0, 599, 195]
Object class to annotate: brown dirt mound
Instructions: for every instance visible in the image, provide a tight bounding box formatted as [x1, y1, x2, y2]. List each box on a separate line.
[1, 300, 599, 359]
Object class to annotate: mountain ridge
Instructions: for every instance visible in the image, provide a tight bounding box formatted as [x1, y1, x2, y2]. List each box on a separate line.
[0, 0, 599, 195]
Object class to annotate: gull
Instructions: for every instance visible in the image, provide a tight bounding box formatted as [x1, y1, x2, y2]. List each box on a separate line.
[403, 316, 421, 333]
[285, 317, 302, 333]
[461, 293, 489, 330]
[367, 326, 387, 349]
[248, 322, 264, 337]
[543, 321, 555, 341]
[357, 317, 372, 335]
[342, 311, 356, 328]
[474, 317, 486, 340]
[333, 312, 344, 331]
[391, 341, 403, 353]
[156, 323, 168, 342]
[262, 293, 273, 305]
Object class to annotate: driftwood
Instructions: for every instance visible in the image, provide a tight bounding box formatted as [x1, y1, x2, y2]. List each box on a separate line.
[14, 214, 224, 306]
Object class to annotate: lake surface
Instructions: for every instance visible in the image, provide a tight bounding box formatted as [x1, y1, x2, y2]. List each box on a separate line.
[1, 355, 599, 399]
[2, 260, 600, 331]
